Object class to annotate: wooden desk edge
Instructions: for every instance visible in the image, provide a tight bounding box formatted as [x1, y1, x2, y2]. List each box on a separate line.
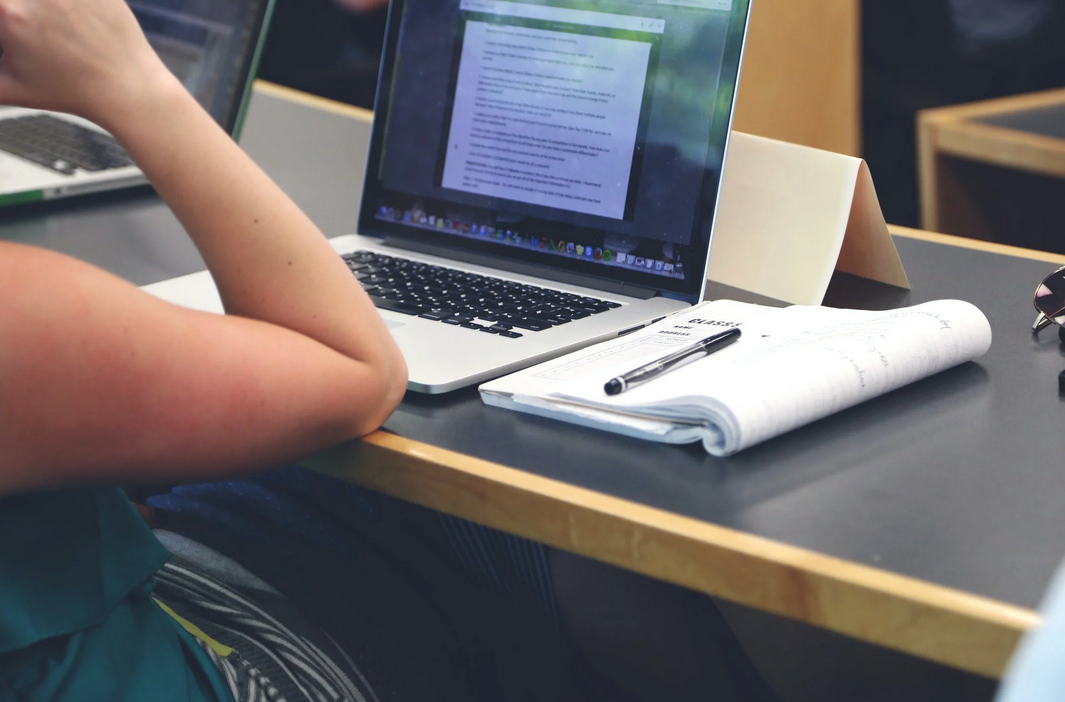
[918, 87, 1065, 124]
[260, 82, 1044, 676]
[889, 225, 1065, 266]
[254, 80, 374, 123]
[925, 120, 1065, 179]
[305, 432, 1039, 680]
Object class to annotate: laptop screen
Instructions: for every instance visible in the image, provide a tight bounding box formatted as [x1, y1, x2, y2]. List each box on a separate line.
[129, 0, 274, 134]
[360, 0, 750, 303]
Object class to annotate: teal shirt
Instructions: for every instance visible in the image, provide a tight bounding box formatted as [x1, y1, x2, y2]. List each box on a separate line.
[0, 487, 233, 702]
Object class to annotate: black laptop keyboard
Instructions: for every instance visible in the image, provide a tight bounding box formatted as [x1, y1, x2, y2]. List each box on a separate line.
[343, 251, 621, 339]
[0, 114, 133, 175]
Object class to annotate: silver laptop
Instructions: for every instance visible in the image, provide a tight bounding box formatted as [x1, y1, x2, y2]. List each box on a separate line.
[145, 0, 752, 394]
[0, 0, 274, 206]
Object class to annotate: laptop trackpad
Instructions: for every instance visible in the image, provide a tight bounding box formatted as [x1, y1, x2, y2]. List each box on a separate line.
[384, 319, 405, 330]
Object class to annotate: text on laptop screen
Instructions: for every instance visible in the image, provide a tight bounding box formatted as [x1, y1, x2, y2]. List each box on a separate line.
[129, 0, 271, 131]
[360, 0, 749, 302]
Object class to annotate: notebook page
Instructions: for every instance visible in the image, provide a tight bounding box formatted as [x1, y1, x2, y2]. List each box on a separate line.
[479, 301, 724, 399]
[552, 299, 992, 455]
[479, 302, 733, 445]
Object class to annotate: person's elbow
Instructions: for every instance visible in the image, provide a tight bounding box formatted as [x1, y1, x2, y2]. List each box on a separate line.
[378, 348, 409, 427]
[349, 348, 408, 438]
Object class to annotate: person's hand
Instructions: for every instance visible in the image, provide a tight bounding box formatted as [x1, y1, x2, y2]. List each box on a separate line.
[0, 0, 176, 127]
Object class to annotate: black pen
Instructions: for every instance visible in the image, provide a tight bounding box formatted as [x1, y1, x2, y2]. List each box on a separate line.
[604, 327, 741, 396]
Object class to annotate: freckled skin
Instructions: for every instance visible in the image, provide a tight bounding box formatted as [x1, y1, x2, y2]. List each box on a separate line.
[0, 0, 407, 495]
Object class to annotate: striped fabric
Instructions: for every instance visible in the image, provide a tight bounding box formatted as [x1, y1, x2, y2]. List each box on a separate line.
[436, 512, 559, 625]
[146, 465, 563, 627]
[153, 558, 377, 702]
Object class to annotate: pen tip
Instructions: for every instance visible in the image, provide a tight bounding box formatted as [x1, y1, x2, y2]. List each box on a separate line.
[604, 379, 623, 396]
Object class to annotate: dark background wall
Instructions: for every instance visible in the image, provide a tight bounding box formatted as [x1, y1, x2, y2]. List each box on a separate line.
[256, 0, 1065, 228]
[862, 0, 1065, 227]
[257, 0, 389, 110]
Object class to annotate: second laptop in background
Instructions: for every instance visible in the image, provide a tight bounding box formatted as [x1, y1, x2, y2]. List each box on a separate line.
[0, 0, 274, 206]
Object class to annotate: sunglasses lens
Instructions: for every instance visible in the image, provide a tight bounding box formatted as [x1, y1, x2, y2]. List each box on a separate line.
[1035, 268, 1065, 325]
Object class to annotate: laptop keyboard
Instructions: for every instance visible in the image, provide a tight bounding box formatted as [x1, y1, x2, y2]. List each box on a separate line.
[0, 114, 133, 175]
[342, 250, 621, 338]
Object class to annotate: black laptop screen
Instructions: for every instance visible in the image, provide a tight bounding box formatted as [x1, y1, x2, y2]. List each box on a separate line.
[128, 0, 273, 133]
[360, 0, 750, 303]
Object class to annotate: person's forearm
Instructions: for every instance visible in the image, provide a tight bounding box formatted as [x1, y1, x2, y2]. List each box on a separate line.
[0, 0, 407, 493]
[95, 75, 404, 384]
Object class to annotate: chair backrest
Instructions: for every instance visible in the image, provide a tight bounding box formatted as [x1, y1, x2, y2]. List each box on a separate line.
[733, 0, 861, 157]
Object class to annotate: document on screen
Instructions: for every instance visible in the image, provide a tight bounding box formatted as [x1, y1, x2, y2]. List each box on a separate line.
[440, 19, 656, 220]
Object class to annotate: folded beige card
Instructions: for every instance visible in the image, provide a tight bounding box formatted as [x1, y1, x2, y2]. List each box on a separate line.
[706, 132, 909, 305]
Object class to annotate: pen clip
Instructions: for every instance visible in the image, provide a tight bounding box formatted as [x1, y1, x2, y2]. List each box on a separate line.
[604, 326, 741, 396]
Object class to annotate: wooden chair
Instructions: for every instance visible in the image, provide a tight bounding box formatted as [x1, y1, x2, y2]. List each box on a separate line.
[733, 0, 861, 157]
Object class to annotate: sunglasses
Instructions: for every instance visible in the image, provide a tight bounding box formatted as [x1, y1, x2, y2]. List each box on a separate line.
[1033, 265, 1065, 335]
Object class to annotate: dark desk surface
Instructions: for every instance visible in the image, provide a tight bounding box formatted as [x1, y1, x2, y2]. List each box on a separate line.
[977, 104, 1065, 142]
[7, 83, 1063, 679]
[385, 236, 1064, 613]
[337, 231, 1061, 678]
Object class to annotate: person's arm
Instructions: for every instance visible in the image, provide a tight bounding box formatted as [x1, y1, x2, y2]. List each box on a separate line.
[0, 0, 407, 496]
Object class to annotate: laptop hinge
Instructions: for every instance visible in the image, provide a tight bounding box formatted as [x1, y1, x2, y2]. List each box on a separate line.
[381, 236, 658, 300]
